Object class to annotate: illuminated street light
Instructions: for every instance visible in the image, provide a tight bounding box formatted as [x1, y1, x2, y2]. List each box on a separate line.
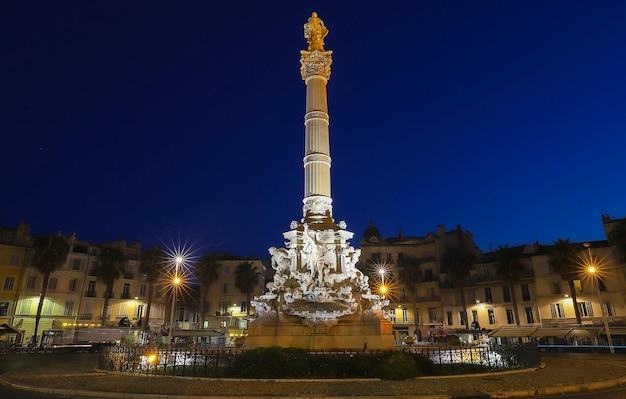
[583, 242, 614, 354]
[167, 256, 183, 346]
[379, 268, 387, 298]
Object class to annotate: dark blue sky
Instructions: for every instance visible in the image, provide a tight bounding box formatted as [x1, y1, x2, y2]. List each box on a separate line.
[3, 1, 626, 257]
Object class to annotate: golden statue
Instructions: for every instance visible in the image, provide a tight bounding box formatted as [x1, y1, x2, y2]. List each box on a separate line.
[304, 12, 328, 51]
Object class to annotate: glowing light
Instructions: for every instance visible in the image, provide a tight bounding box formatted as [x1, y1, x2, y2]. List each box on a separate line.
[588, 266, 596, 274]
[147, 354, 157, 363]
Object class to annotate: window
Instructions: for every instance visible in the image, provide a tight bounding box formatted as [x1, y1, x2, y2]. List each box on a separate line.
[459, 310, 467, 326]
[155, 286, 161, 298]
[506, 309, 514, 324]
[69, 279, 79, 292]
[222, 283, 229, 294]
[603, 301, 615, 317]
[579, 301, 594, 317]
[218, 302, 229, 315]
[137, 304, 144, 318]
[42, 299, 53, 315]
[484, 287, 493, 303]
[241, 301, 248, 313]
[122, 283, 131, 298]
[27, 276, 37, 289]
[63, 301, 74, 316]
[502, 286, 511, 302]
[397, 252, 404, 260]
[424, 268, 434, 280]
[3, 276, 15, 291]
[386, 252, 393, 262]
[86, 281, 96, 296]
[551, 282, 562, 295]
[223, 265, 231, 274]
[140, 284, 147, 296]
[402, 308, 409, 322]
[428, 307, 437, 322]
[525, 307, 534, 323]
[18, 299, 33, 314]
[483, 268, 490, 280]
[72, 258, 82, 270]
[488, 309, 496, 324]
[598, 279, 607, 292]
[400, 288, 408, 301]
[414, 308, 421, 324]
[550, 303, 565, 318]
[521, 284, 530, 301]
[48, 278, 57, 290]
[0, 301, 9, 316]
[472, 310, 478, 322]
[446, 311, 453, 326]
[9, 254, 20, 266]
[388, 309, 396, 323]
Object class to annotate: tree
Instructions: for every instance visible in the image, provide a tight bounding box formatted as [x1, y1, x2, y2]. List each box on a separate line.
[441, 246, 476, 327]
[549, 238, 581, 324]
[608, 218, 626, 263]
[97, 247, 127, 326]
[494, 245, 525, 325]
[195, 253, 221, 328]
[139, 246, 164, 330]
[234, 260, 262, 317]
[31, 234, 69, 346]
[396, 255, 422, 335]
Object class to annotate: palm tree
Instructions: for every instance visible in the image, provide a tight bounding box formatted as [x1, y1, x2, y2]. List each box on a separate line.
[30, 234, 69, 346]
[195, 253, 220, 328]
[234, 260, 261, 317]
[396, 255, 422, 335]
[97, 247, 128, 326]
[549, 238, 581, 324]
[139, 246, 164, 330]
[607, 218, 626, 263]
[494, 245, 525, 325]
[441, 246, 476, 327]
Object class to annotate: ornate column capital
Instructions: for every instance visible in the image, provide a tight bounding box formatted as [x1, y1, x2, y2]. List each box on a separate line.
[300, 50, 333, 81]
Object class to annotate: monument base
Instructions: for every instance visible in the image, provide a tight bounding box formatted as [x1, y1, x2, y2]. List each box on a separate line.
[246, 313, 395, 351]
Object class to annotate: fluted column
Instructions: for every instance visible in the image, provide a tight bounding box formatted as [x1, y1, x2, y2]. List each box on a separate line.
[300, 12, 333, 225]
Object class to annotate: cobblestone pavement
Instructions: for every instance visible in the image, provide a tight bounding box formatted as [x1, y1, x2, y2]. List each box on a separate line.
[1, 352, 626, 398]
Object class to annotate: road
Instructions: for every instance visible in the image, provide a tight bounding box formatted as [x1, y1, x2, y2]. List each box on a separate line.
[1, 352, 625, 399]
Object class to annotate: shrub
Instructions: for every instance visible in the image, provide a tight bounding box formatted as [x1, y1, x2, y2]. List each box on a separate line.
[370, 351, 420, 380]
[230, 346, 309, 378]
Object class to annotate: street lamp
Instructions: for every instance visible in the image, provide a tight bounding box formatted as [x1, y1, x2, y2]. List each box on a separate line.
[583, 242, 614, 354]
[167, 256, 183, 346]
[379, 268, 387, 298]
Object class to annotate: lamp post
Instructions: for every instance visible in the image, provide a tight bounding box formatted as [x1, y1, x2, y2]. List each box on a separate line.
[379, 268, 387, 298]
[167, 256, 183, 346]
[584, 243, 614, 354]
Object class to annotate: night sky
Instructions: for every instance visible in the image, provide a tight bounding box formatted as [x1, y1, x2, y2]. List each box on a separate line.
[3, 1, 626, 258]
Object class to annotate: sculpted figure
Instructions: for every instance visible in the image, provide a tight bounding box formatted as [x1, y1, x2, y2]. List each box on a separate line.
[269, 246, 291, 271]
[304, 12, 328, 51]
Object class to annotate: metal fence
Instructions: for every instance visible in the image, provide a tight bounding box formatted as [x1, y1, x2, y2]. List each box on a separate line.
[99, 346, 242, 376]
[401, 343, 541, 372]
[99, 343, 540, 377]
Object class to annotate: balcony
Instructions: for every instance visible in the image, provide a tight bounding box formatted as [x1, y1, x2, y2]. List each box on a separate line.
[120, 292, 132, 299]
[124, 273, 134, 279]
[85, 290, 97, 297]
[79, 313, 93, 320]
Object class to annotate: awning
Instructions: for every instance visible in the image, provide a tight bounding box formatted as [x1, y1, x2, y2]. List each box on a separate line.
[489, 327, 538, 337]
[0, 323, 23, 336]
[174, 329, 221, 337]
[530, 328, 573, 338]
[603, 327, 626, 336]
[568, 327, 602, 337]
